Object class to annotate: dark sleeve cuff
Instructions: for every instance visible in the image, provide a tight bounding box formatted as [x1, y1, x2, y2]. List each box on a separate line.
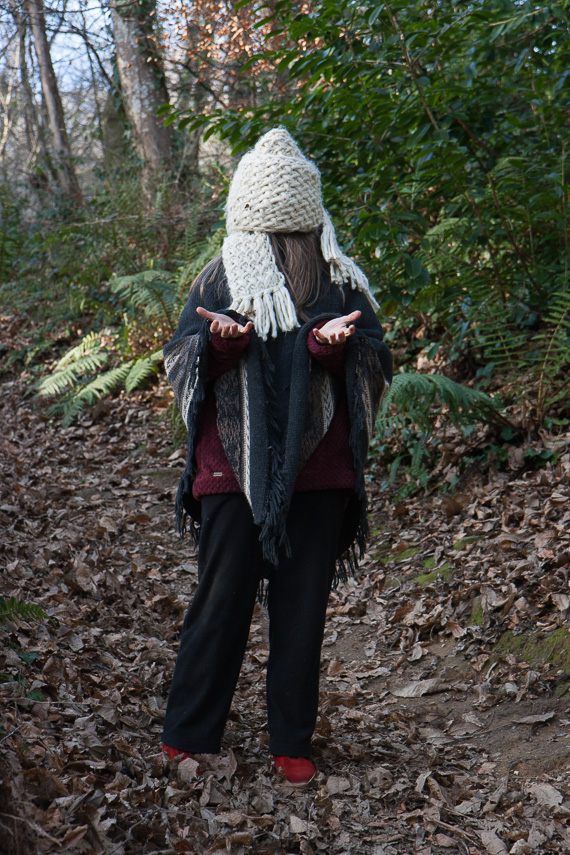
[307, 321, 346, 376]
[208, 330, 250, 379]
[210, 330, 250, 355]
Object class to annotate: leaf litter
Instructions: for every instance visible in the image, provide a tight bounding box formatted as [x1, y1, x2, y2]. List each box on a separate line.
[1, 315, 570, 854]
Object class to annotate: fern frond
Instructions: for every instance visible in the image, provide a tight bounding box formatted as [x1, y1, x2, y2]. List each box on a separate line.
[177, 230, 224, 298]
[377, 372, 501, 438]
[124, 350, 163, 393]
[55, 330, 113, 370]
[542, 291, 570, 327]
[74, 363, 133, 404]
[537, 291, 570, 357]
[35, 349, 111, 398]
[0, 596, 48, 623]
[57, 397, 88, 428]
[474, 290, 570, 376]
[111, 272, 178, 329]
[51, 363, 133, 426]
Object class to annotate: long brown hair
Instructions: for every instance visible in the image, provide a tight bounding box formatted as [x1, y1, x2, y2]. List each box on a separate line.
[270, 231, 328, 321]
[195, 231, 329, 321]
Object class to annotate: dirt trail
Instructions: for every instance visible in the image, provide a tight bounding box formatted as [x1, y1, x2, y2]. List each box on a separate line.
[1, 316, 569, 854]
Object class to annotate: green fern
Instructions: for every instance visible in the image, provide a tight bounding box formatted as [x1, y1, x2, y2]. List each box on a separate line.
[54, 331, 107, 369]
[35, 349, 111, 398]
[32, 225, 222, 426]
[53, 363, 133, 426]
[74, 363, 133, 401]
[111, 272, 178, 333]
[37, 342, 164, 426]
[377, 372, 502, 438]
[47, 396, 89, 427]
[374, 372, 505, 498]
[125, 350, 163, 393]
[176, 229, 224, 300]
[472, 290, 570, 420]
[535, 291, 570, 418]
[125, 350, 163, 392]
[0, 597, 48, 624]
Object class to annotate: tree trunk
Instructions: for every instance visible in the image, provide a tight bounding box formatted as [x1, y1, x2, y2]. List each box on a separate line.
[110, 0, 173, 182]
[25, 0, 83, 205]
[17, 14, 36, 158]
[102, 93, 127, 170]
[11, 2, 55, 190]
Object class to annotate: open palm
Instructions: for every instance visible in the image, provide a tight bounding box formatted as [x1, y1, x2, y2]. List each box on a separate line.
[196, 306, 253, 338]
[313, 311, 361, 345]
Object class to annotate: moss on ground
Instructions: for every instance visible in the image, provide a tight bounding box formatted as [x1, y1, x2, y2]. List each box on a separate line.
[469, 599, 484, 626]
[453, 536, 482, 550]
[413, 562, 452, 586]
[393, 547, 420, 561]
[492, 626, 570, 672]
[373, 545, 419, 563]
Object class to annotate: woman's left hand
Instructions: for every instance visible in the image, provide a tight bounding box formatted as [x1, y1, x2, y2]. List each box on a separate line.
[313, 311, 361, 345]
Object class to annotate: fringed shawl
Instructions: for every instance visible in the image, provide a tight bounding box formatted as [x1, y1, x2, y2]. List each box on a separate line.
[163, 262, 393, 583]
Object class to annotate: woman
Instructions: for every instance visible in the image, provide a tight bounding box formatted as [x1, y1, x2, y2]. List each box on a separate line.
[161, 128, 393, 784]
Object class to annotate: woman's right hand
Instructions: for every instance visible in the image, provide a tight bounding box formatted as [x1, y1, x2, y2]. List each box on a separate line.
[196, 307, 253, 339]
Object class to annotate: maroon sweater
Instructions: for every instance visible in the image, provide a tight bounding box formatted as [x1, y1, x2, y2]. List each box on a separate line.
[192, 326, 356, 499]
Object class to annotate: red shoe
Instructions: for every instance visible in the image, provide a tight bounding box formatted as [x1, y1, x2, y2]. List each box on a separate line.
[273, 755, 316, 785]
[162, 743, 197, 763]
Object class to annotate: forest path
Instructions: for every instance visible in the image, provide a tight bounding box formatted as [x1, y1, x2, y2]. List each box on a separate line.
[1, 314, 569, 855]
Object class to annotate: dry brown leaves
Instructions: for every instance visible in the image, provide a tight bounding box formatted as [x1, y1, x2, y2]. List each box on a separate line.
[1, 315, 569, 854]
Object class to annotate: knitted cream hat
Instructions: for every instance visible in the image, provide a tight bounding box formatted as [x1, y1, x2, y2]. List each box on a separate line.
[222, 128, 379, 339]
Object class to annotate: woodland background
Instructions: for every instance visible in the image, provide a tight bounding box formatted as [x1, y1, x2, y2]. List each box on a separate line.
[1, 1, 570, 854]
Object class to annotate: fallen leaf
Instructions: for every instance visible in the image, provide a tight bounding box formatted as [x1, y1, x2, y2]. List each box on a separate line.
[440, 495, 465, 517]
[217, 811, 247, 828]
[551, 593, 569, 611]
[508, 841, 532, 855]
[434, 833, 458, 847]
[72, 557, 97, 595]
[479, 829, 509, 855]
[326, 776, 351, 795]
[290, 815, 308, 834]
[527, 826, 548, 849]
[415, 770, 431, 793]
[98, 514, 119, 535]
[527, 782, 563, 807]
[390, 678, 445, 698]
[513, 712, 555, 725]
[59, 824, 89, 848]
[407, 642, 426, 661]
[177, 756, 200, 784]
[367, 766, 393, 788]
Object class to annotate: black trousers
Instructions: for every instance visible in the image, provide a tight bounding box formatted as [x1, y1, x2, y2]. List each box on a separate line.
[161, 490, 349, 757]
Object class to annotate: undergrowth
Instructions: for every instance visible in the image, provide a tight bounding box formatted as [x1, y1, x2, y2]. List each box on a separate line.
[34, 228, 222, 425]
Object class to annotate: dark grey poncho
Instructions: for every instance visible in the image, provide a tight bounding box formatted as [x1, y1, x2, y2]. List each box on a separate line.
[164, 262, 393, 580]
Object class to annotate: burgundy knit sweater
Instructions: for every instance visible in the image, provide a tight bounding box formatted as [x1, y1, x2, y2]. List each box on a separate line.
[192, 325, 355, 499]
